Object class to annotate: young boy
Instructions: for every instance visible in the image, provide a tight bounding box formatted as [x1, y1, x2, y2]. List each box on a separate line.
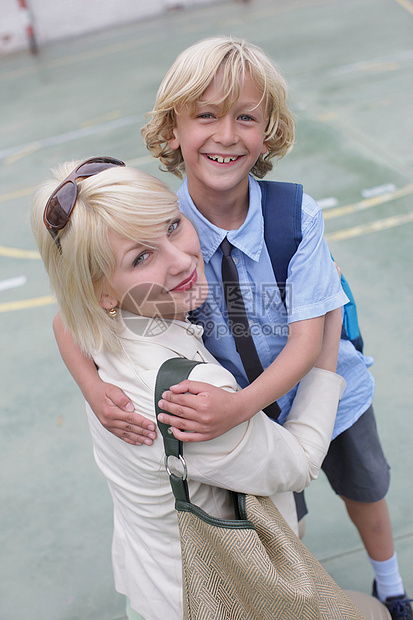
[54, 37, 411, 618]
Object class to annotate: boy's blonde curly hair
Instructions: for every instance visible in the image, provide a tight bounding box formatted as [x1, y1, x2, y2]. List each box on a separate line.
[142, 36, 295, 179]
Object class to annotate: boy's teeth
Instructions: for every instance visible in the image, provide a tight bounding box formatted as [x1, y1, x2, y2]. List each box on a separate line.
[208, 155, 237, 163]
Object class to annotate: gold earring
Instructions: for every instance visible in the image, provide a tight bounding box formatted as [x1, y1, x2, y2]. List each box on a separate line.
[108, 307, 118, 318]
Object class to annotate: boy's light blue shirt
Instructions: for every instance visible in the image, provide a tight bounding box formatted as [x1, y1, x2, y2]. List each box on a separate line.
[177, 175, 375, 439]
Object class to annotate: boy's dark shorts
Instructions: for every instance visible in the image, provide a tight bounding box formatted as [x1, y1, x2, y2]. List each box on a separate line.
[321, 405, 390, 503]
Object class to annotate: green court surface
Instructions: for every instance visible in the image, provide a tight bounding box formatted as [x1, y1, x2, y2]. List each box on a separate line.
[0, 0, 412, 618]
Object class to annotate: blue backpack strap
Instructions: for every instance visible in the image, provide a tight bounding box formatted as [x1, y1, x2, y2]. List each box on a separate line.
[260, 180, 364, 354]
[259, 180, 303, 305]
[338, 269, 364, 353]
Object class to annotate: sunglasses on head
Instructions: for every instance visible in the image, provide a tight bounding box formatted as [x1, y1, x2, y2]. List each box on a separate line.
[43, 156, 125, 253]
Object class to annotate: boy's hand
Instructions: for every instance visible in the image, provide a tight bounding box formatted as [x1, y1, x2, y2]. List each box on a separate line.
[157, 381, 246, 442]
[88, 382, 157, 446]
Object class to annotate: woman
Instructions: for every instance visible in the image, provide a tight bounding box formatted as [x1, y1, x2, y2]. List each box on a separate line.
[32, 158, 346, 620]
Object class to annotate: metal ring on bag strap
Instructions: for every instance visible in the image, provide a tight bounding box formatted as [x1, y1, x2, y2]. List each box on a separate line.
[164, 453, 188, 481]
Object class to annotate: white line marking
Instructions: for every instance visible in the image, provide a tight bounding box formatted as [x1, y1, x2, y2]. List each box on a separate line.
[361, 184, 397, 198]
[324, 182, 413, 220]
[0, 275, 27, 292]
[329, 50, 413, 76]
[318, 197, 339, 209]
[1, 115, 141, 162]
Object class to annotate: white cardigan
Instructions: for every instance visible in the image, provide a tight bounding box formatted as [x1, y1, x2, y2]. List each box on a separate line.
[87, 312, 346, 620]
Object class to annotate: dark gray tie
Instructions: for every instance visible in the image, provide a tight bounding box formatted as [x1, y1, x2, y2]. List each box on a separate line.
[220, 237, 281, 420]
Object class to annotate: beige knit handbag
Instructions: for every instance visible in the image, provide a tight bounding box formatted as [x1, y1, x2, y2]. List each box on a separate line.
[155, 358, 366, 620]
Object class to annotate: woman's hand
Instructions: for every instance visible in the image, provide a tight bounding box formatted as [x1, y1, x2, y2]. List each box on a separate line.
[88, 381, 157, 446]
[158, 382, 246, 442]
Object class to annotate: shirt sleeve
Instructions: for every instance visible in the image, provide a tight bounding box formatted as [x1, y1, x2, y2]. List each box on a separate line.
[286, 193, 349, 323]
[183, 364, 346, 497]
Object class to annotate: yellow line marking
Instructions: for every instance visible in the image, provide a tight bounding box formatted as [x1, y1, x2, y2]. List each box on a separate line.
[6, 142, 41, 165]
[0, 186, 36, 204]
[0, 246, 40, 259]
[318, 112, 338, 122]
[0, 157, 151, 207]
[326, 211, 413, 241]
[80, 111, 122, 129]
[0, 34, 160, 81]
[1, 179, 412, 262]
[2, 2, 337, 82]
[394, 0, 413, 15]
[4, 221, 411, 311]
[0, 295, 55, 313]
[126, 155, 157, 167]
[359, 61, 400, 72]
[324, 182, 413, 220]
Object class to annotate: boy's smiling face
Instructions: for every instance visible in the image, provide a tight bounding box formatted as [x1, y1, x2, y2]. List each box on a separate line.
[168, 70, 268, 219]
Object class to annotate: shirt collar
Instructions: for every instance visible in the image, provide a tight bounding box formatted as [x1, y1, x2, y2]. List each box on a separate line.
[117, 311, 205, 359]
[177, 176, 264, 263]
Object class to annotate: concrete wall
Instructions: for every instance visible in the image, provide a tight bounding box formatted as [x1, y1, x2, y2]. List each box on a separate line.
[1, 0, 28, 53]
[0, 0, 222, 54]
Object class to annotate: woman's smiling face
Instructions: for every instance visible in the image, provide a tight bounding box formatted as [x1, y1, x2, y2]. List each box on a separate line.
[101, 212, 208, 321]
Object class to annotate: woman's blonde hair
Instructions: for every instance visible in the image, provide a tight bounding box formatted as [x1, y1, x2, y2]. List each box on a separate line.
[142, 36, 295, 179]
[31, 162, 179, 355]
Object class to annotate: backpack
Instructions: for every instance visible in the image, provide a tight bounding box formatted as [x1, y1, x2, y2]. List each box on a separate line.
[258, 180, 364, 354]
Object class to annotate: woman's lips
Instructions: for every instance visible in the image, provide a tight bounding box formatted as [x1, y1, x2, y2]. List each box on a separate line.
[171, 268, 198, 292]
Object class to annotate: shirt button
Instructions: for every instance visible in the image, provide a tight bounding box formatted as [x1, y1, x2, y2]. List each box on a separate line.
[249, 319, 254, 327]
[233, 256, 239, 265]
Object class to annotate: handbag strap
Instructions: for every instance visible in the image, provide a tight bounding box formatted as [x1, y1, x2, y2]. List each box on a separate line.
[154, 357, 204, 502]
